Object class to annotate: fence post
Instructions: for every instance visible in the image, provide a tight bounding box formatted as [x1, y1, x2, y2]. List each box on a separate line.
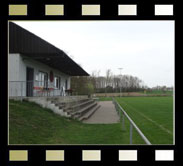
[115, 101, 120, 116]
[130, 123, 133, 144]
[122, 113, 125, 130]
[116, 103, 119, 116]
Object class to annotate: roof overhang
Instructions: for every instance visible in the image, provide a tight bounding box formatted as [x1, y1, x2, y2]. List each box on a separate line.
[9, 22, 89, 76]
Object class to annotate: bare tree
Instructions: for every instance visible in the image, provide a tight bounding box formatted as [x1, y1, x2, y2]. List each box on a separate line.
[71, 69, 147, 95]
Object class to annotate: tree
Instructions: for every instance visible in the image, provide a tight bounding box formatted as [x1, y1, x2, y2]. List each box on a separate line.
[71, 69, 147, 95]
[87, 82, 94, 97]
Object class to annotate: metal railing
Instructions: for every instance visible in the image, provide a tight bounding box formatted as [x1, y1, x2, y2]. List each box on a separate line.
[113, 98, 151, 145]
[9, 80, 71, 99]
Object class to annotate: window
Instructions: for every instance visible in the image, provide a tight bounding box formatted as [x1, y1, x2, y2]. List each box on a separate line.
[38, 71, 48, 88]
[54, 76, 60, 89]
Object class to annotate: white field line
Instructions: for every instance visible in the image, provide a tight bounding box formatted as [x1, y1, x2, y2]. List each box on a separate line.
[120, 100, 173, 135]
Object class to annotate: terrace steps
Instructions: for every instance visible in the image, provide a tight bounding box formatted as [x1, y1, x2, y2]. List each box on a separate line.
[78, 105, 101, 121]
[49, 98, 100, 121]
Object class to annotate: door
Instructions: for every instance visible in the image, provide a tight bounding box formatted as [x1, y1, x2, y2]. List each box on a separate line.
[26, 67, 34, 97]
[65, 79, 68, 90]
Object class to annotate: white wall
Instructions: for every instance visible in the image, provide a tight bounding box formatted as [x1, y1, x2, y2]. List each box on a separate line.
[9, 54, 20, 81]
[9, 53, 71, 97]
[9, 54, 26, 96]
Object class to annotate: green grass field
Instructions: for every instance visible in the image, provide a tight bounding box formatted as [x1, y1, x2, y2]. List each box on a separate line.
[9, 100, 144, 145]
[9, 96, 173, 145]
[116, 96, 173, 144]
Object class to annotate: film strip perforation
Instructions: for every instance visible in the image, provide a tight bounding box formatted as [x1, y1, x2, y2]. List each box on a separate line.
[8, 4, 174, 16]
[8, 149, 175, 162]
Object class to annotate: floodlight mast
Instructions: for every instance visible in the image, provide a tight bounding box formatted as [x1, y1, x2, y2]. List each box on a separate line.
[118, 68, 123, 97]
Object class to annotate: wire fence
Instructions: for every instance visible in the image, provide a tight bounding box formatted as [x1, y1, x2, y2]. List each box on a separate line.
[113, 98, 151, 145]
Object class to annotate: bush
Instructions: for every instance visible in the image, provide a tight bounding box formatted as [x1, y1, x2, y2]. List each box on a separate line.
[87, 83, 94, 97]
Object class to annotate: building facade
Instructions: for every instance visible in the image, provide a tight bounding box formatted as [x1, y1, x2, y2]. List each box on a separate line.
[9, 22, 89, 97]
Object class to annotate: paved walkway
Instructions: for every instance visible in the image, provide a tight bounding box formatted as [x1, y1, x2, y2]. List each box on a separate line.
[83, 101, 120, 124]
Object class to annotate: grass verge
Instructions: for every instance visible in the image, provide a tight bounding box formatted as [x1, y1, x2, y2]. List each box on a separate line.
[9, 100, 144, 145]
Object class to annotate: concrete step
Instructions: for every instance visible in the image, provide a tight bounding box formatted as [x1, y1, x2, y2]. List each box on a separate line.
[54, 102, 66, 107]
[78, 105, 101, 121]
[54, 98, 90, 108]
[65, 99, 94, 113]
[70, 102, 97, 117]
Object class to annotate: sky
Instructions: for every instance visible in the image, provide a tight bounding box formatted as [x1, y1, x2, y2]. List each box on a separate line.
[13, 21, 174, 88]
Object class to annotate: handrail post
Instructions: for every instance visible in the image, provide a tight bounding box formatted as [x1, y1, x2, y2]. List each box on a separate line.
[130, 123, 133, 144]
[122, 113, 125, 130]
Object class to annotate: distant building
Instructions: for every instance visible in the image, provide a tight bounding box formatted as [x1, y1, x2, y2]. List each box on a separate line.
[9, 22, 89, 97]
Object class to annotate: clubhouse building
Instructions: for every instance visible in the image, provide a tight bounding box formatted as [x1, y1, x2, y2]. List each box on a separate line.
[9, 22, 89, 97]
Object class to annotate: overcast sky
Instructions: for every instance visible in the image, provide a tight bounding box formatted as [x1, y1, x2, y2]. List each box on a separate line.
[13, 21, 174, 88]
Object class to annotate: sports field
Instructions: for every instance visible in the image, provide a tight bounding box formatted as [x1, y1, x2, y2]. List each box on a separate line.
[9, 97, 173, 145]
[116, 96, 174, 144]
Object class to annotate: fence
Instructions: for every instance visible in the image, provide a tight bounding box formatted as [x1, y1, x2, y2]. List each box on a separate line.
[9, 81, 71, 98]
[113, 98, 151, 145]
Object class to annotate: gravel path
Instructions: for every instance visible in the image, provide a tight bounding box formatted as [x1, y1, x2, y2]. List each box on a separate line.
[83, 101, 120, 124]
